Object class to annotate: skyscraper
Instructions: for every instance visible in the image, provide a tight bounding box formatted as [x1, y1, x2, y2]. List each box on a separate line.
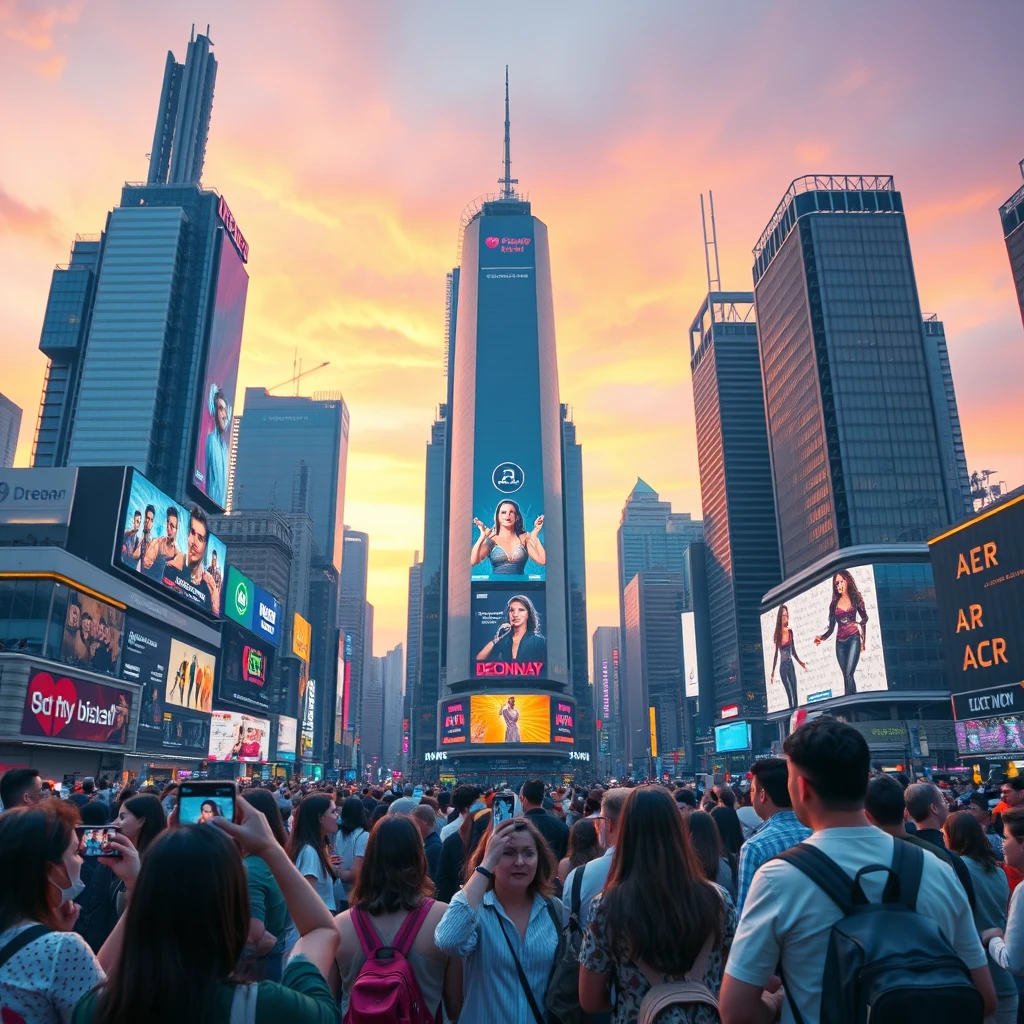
[232, 388, 350, 570]
[361, 654, 383, 767]
[689, 292, 781, 717]
[999, 159, 1024, 330]
[753, 175, 968, 578]
[591, 626, 621, 775]
[381, 644, 405, 765]
[339, 530, 370, 758]
[0, 393, 22, 468]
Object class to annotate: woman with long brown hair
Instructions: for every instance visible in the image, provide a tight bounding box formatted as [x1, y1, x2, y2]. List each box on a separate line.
[579, 786, 737, 1021]
[557, 816, 603, 885]
[814, 569, 868, 696]
[771, 603, 806, 709]
[287, 794, 338, 912]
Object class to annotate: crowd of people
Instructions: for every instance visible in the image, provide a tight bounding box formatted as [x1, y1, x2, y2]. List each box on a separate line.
[1, 717, 1022, 1022]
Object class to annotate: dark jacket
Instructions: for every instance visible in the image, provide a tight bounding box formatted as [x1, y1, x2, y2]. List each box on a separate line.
[75, 862, 124, 952]
[423, 831, 442, 883]
[525, 807, 570, 862]
[435, 830, 465, 903]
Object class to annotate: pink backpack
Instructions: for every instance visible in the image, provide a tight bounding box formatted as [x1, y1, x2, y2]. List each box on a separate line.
[345, 899, 439, 1024]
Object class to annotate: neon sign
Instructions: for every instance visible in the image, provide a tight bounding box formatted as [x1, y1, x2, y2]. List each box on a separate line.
[218, 196, 249, 263]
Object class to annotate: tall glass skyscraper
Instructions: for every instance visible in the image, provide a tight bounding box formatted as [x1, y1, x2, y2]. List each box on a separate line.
[753, 175, 967, 578]
[999, 160, 1024, 331]
[689, 293, 781, 717]
[0, 393, 22, 468]
[591, 626, 621, 775]
[338, 528, 370, 764]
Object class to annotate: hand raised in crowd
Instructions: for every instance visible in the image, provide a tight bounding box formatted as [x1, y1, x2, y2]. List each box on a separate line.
[211, 795, 277, 856]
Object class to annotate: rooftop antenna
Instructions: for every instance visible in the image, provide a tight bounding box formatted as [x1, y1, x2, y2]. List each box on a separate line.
[498, 65, 519, 199]
[700, 191, 723, 320]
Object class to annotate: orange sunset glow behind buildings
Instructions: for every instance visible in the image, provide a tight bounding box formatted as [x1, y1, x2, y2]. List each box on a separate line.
[1, 1, 1021, 653]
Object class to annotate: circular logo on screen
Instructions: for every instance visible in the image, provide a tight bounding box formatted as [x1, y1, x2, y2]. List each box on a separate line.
[492, 462, 524, 494]
[485, 236, 500, 249]
[233, 581, 248, 617]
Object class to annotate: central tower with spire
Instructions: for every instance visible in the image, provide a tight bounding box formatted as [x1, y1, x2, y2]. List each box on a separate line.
[498, 65, 519, 200]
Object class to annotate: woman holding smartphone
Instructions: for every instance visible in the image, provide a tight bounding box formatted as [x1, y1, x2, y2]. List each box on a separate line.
[287, 795, 339, 912]
[435, 816, 565, 1022]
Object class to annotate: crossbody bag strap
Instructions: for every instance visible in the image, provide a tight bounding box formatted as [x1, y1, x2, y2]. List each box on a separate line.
[0, 925, 50, 972]
[570, 863, 585, 929]
[489, 906, 546, 1024]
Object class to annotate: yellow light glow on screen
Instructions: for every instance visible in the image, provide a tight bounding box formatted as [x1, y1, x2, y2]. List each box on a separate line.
[649, 706, 658, 756]
[470, 694, 550, 744]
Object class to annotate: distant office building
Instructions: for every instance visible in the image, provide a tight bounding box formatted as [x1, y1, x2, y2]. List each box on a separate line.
[999, 159, 1024, 330]
[209, 508, 294, 605]
[689, 293, 781, 717]
[339, 529, 370, 756]
[361, 654, 383, 767]
[591, 626, 621, 774]
[623, 572, 687, 774]
[0, 393, 22, 467]
[307, 558, 339, 766]
[381, 644, 405, 765]
[561, 406, 593, 756]
[233, 389, 350, 570]
[753, 175, 970, 579]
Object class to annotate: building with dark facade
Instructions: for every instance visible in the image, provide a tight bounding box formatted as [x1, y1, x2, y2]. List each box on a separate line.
[339, 529, 370, 766]
[0, 392, 21, 468]
[753, 175, 969, 580]
[591, 625, 621, 776]
[307, 558, 339, 767]
[1000, 159, 1024, 331]
[209, 508, 294, 603]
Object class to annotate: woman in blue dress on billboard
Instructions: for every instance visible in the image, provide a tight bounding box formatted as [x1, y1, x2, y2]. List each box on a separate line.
[814, 570, 869, 696]
[770, 604, 807, 709]
[475, 594, 547, 681]
[471, 500, 545, 575]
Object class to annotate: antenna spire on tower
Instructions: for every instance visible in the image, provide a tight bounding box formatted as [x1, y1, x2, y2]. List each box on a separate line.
[498, 65, 519, 199]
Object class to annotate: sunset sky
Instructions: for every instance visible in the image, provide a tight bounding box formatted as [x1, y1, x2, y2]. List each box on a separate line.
[2, 1, 1021, 658]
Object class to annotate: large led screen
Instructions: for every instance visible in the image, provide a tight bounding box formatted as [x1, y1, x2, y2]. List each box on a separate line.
[193, 233, 248, 510]
[760, 564, 888, 714]
[470, 693, 551, 745]
[208, 710, 270, 762]
[59, 587, 125, 677]
[218, 622, 271, 714]
[22, 667, 132, 747]
[277, 716, 298, 761]
[117, 470, 227, 617]
[681, 611, 699, 699]
[955, 715, 1024, 757]
[440, 697, 469, 746]
[224, 565, 282, 648]
[715, 721, 752, 754]
[471, 588, 547, 679]
[165, 638, 216, 714]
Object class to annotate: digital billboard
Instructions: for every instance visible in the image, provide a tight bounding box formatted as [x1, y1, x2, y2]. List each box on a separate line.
[59, 587, 124, 677]
[193, 232, 248, 510]
[218, 622, 272, 713]
[224, 565, 281, 648]
[955, 715, 1024, 757]
[301, 677, 316, 758]
[165, 638, 216, 714]
[120, 617, 171, 743]
[117, 469, 227, 617]
[715, 721, 752, 754]
[277, 716, 297, 761]
[681, 611, 699, 699]
[471, 588, 547, 679]
[292, 613, 311, 662]
[22, 667, 132, 747]
[208, 710, 270, 762]
[440, 697, 469, 745]
[470, 693, 551, 745]
[929, 495, 1024, 695]
[760, 564, 887, 714]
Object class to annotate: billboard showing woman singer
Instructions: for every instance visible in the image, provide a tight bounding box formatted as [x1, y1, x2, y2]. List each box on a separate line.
[472, 590, 547, 678]
[469, 693, 551, 744]
[760, 564, 887, 714]
[193, 232, 248, 510]
[471, 484, 546, 581]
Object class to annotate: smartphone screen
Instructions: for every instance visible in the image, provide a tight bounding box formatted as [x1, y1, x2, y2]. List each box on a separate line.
[76, 824, 122, 857]
[493, 794, 515, 824]
[178, 782, 236, 825]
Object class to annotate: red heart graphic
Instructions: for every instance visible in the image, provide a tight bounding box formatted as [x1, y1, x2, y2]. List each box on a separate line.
[52, 676, 78, 736]
[30, 672, 77, 736]
[485, 236, 499, 248]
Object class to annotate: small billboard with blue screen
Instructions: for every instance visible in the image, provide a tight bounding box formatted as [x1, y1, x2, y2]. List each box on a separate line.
[714, 720, 751, 754]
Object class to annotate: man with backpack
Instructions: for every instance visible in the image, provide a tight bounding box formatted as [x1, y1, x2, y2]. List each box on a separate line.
[720, 717, 996, 1023]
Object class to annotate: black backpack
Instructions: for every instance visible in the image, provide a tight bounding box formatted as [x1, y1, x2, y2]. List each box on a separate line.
[774, 839, 985, 1024]
[546, 864, 586, 1024]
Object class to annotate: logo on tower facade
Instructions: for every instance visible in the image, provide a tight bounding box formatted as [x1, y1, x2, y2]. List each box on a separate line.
[492, 462, 524, 494]
[485, 236, 500, 248]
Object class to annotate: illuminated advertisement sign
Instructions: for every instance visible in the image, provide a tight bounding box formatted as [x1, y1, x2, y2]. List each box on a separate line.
[301, 677, 316, 759]
[293, 614, 311, 663]
[681, 611, 699, 699]
[470, 217, 545, 585]
[59, 587, 124, 678]
[117, 469, 227, 617]
[760, 564, 888, 714]
[334, 635, 345, 747]
[929, 496, 1024, 695]
[649, 706, 658, 757]
[471, 588, 547, 678]
[551, 698, 576, 744]
[600, 659, 610, 719]
[208, 710, 270, 762]
[218, 622, 272, 713]
[715, 720, 752, 754]
[277, 716, 297, 761]
[224, 565, 281, 648]
[217, 196, 249, 263]
[955, 715, 1024, 757]
[440, 698, 469, 745]
[471, 693, 551, 745]
[193, 233, 248, 510]
[21, 667, 132, 747]
[165, 638, 216, 714]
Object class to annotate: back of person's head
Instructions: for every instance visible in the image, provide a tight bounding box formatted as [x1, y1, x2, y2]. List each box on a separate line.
[968, 792, 989, 812]
[352, 816, 432, 915]
[522, 778, 545, 805]
[437, 791, 450, 812]
[419, 795, 440, 813]
[452, 784, 481, 813]
[601, 787, 630, 824]
[159, 782, 178, 801]
[381, 791, 397, 807]
[750, 758, 792, 808]
[684, 810, 724, 883]
[403, 784, 415, 798]
[566, 816, 602, 870]
[1004, 806, 1024, 843]
[905, 783, 943, 824]
[340, 794, 368, 835]
[710, 805, 743, 856]
[411, 804, 436, 832]
[82, 777, 96, 795]
[97, 775, 110, 791]
[80, 800, 112, 826]
[0, 801, 80, 932]
[604, 787, 722, 976]
[865, 774, 907, 827]
[716, 787, 737, 809]
[944, 809, 998, 872]
[121, 795, 167, 854]
[93, 825, 248, 1024]
[370, 803, 389, 827]
[242, 789, 287, 848]
[1, 767, 40, 810]
[783, 717, 870, 810]
[674, 788, 697, 809]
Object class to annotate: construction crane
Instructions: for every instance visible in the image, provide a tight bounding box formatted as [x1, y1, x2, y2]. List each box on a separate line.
[268, 349, 330, 395]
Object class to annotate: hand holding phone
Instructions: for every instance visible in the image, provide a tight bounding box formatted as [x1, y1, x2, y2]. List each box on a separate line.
[493, 793, 515, 824]
[177, 781, 237, 825]
[76, 824, 122, 858]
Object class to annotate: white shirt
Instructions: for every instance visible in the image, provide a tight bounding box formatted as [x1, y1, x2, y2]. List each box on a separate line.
[726, 826, 988, 1024]
[562, 846, 615, 926]
[440, 815, 465, 843]
[335, 827, 369, 897]
[737, 805, 761, 840]
[294, 844, 336, 911]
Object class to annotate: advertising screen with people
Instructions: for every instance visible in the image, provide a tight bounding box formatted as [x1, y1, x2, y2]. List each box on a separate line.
[164, 638, 216, 714]
[21, 667, 132, 747]
[117, 469, 228, 617]
[208, 710, 270, 762]
[760, 563, 888, 714]
[192, 233, 248, 511]
[471, 588, 547, 679]
[469, 693, 551, 745]
[59, 587, 125, 677]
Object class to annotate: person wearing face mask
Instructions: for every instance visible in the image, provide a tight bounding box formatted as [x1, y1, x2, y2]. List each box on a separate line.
[0, 800, 137, 1024]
